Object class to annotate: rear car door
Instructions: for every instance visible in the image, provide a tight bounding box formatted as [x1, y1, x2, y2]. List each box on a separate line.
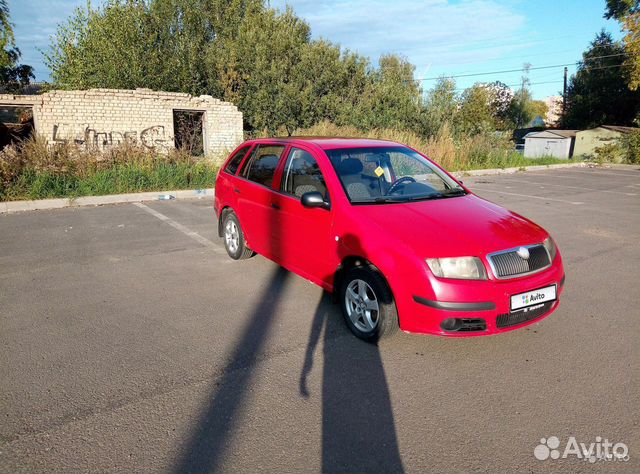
[273, 146, 335, 288]
[235, 144, 287, 259]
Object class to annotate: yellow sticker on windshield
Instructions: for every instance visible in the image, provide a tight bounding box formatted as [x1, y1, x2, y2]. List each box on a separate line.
[374, 166, 384, 177]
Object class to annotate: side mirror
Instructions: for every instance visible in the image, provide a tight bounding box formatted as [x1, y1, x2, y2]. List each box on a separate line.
[301, 191, 330, 210]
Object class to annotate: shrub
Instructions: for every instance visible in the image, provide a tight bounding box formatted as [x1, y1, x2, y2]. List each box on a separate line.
[618, 131, 640, 164]
[0, 136, 220, 201]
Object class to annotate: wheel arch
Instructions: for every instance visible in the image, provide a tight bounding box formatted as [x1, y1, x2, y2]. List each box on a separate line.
[218, 206, 233, 237]
[333, 256, 394, 302]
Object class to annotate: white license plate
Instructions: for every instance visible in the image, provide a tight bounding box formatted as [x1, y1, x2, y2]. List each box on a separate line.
[510, 285, 557, 311]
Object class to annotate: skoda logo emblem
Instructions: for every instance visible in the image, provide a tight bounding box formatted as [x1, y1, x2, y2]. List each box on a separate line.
[516, 247, 530, 260]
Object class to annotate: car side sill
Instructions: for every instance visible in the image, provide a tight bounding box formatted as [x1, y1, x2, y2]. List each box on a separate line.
[413, 296, 496, 311]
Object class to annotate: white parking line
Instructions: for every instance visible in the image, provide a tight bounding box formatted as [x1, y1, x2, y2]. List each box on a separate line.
[538, 169, 639, 178]
[489, 177, 637, 196]
[133, 202, 227, 254]
[471, 187, 584, 205]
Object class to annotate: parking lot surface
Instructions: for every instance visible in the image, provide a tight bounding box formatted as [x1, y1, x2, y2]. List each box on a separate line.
[1, 166, 639, 473]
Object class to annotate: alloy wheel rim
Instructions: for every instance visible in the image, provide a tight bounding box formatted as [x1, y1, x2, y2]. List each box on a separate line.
[225, 220, 239, 253]
[345, 279, 380, 332]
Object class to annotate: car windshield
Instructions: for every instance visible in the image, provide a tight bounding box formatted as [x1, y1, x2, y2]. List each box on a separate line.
[325, 146, 466, 204]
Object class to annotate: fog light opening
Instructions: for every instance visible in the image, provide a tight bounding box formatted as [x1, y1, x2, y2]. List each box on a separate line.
[441, 318, 461, 331]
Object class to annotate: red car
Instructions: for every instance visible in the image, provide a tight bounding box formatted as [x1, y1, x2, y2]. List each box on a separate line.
[214, 138, 565, 341]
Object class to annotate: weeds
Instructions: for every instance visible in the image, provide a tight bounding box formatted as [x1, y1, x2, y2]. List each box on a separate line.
[0, 136, 220, 201]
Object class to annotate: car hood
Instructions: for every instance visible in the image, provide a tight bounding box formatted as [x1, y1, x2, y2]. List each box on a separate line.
[354, 194, 548, 258]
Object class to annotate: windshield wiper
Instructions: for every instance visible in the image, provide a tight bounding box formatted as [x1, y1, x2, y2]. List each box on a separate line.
[372, 196, 409, 204]
[406, 189, 466, 202]
[441, 188, 467, 196]
[365, 189, 466, 204]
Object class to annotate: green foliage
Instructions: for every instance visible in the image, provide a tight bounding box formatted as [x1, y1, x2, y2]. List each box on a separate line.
[605, 0, 639, 19]
[0, 0, 34, 91]
[618, 130, 640, 162]
[456, 85, 496, 135]
[46, 0, 420, 135]
[591, 130, 640, 164]
[604, 1, 640, 91]
[0, 137, 219, 201]
[423, 78, 458, 136]
[562, 31, 640, 128]
[0, 0, 13, 68]
[505, 88, 539, 129]
[350, 55, 425, 133]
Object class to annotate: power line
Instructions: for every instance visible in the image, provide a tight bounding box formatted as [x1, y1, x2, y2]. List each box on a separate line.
[416, 53, 627, 82]
[449, 64, 627, 91]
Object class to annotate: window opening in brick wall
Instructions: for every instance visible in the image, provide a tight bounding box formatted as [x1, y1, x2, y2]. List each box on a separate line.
[0, 106, 34, 150]
[173, 110, 204, 156]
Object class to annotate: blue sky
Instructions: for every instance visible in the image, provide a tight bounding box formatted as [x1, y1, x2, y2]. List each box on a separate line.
[10, 0, 622, 99]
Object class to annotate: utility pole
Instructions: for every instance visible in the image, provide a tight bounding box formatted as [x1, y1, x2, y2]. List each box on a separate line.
[562, 67, 568, 121]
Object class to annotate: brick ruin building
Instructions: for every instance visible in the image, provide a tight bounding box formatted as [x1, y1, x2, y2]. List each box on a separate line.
[0, 88, 244, 159]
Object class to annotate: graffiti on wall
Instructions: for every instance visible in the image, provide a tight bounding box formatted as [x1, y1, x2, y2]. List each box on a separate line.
[52, 124, 171, 150]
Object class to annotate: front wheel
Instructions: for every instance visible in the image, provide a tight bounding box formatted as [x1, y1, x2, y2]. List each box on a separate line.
[339, 265, 399, 342]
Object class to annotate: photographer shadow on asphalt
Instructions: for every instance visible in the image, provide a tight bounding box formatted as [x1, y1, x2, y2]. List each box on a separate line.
[175, 225, 404, 473]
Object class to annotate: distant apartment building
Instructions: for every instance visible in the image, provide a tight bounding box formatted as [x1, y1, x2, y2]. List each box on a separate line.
[543, 96, 563, 126]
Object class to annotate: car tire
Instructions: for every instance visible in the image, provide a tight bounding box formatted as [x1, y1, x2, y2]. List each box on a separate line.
[222, 211, 254, 260]
[339, 264, 399, 342]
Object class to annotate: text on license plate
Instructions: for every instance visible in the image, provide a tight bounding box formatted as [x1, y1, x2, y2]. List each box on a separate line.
[510, 285, 557, 311]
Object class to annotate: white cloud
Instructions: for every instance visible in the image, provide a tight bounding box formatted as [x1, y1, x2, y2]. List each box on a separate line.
[13, 0, 526, 83]
[9, 0, 82, 80]
[272, 0, 526, 78]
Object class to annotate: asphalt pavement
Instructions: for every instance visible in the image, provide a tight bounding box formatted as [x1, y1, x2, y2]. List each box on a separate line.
[0, 166, 639, 473]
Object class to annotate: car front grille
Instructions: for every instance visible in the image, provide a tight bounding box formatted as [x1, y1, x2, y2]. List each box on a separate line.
[496, 301, 554, 328]
[488, 244, 551, 279]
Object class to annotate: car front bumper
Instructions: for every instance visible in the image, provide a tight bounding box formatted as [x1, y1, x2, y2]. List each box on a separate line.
[397, 258, 565, 337]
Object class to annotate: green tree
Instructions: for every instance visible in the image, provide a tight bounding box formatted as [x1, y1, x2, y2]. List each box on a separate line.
[605, 0, 640, 91]
[0, 0, 34, 92]
[45, 0, 424, 134]
[562, 31, 640, 128]
[605, 0, 638, 19]
[352, 54, 424, 132]
[423, 77, 458, 136]
[456, 84, 496, 135]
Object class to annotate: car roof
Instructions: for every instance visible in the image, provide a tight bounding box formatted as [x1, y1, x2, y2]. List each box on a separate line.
[246, 136, 404, 150]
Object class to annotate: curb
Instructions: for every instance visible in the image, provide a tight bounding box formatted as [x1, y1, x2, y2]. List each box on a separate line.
[452, 162, 587, 178]
[0, 188, 214, 214]
[1, 162, 636, 214]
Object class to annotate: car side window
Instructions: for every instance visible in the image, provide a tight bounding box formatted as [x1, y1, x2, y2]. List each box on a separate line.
[223, 146, 251, 175]
[281, 148, 327, 198]
[240, 145, 285, 188]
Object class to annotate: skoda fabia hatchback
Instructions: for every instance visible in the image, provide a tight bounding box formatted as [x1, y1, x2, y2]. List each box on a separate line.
[214, 138, 565, 341]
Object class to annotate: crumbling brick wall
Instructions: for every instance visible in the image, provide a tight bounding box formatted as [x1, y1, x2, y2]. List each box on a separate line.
[0, 88, 244, 160]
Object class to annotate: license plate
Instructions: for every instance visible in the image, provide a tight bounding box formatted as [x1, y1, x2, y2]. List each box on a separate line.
[510, 285, 557, 311]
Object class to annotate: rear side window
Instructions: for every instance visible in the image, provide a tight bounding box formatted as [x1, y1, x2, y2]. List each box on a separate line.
[224, 146, 251, 175]
[241, 145, 285, 188]
[281, 148, 327, 198]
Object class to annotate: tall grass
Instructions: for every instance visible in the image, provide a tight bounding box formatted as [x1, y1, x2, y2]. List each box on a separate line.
[0, 136, 220, 201]
[292, 121, 567, 171]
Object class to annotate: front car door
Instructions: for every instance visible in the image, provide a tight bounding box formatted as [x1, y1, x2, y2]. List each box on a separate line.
[273, 146, 335, 289]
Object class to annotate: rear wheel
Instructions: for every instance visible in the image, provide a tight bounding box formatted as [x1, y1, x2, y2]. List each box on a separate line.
[339, 265, 399, 342]
[222, 211, 254, 260]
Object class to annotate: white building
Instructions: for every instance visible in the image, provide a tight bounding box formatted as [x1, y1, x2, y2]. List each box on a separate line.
[543, 96, 563, 126]
[523, 130, 577, 159]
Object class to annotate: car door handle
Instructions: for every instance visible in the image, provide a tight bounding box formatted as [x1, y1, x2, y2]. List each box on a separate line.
[271, 203, 281, 210]
[234, 188, 241, 194]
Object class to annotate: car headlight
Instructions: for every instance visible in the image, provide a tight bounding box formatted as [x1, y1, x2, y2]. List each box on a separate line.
[426, 257, 487, 280]
[543, 236, 557, 261]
